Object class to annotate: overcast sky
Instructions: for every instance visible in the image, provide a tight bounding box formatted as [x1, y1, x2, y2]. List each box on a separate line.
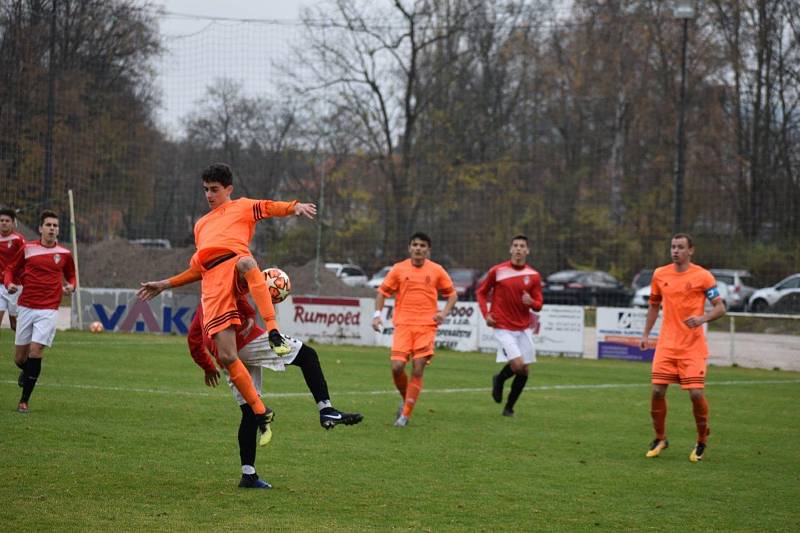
[151, 1, 319, 134]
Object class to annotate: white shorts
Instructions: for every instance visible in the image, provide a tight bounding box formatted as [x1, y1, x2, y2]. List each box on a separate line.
[226, 333, 303, 405]
[0, 284, 21, 316]
[494, 328, 536, 365]
[15, 306, 58, 347]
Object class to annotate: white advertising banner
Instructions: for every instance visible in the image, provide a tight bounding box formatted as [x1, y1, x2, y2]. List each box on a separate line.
[375, 300, 480, 352]
[478, 305, 585, 356]
[279, 295, 374, 346]
[596, 307, 662, 361]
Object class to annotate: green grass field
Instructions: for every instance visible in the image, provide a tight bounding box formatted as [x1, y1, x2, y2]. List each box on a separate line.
[1, 331, 799, 531]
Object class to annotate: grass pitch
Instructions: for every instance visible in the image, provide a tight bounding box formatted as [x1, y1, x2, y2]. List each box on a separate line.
[1, 330, 799, 531]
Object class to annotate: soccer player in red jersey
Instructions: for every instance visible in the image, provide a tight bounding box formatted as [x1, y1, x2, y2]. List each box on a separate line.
[0, 208, 25, 338]
[188, 294, 363, 488]
[477, 235, 543, 417]
[640, 233, 726, 462]
[372, 232, 457, 427]
[4, 210, 75, 413]
[138, 163, 316, 445]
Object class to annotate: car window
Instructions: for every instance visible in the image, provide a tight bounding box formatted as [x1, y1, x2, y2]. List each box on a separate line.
[449, 270, 475, 282]
[779, 278, 800, 290]
[548, 271, 578, 283]
[740, 275, 755, 287]
[342, 267, 364, 276]
[714, 274, 734, 285]
[634, 271, 653, 288]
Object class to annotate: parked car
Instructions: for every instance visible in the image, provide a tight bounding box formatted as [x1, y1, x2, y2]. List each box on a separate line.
[747, 273, 800, 313]
[709, 269, 757, 311]
[543, 270, 631, 307]
[448, 268, 482, 301]
[632, 280, 734, 311]
[130, 238, 171, 249]
[631, 268, 654, 290]
[367, 266, 392, 289]
[324, 262, 369, 287]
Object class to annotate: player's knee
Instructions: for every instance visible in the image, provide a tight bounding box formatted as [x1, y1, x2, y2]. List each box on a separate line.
[236, 256, 257, 272]
[651, 387, 667, 399]
[217, 351, 237, 366]
[689, 388, 704, 401]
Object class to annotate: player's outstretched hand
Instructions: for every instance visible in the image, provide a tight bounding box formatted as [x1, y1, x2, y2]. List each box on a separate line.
[294, 202, 317, 219]
[372, 317, 383, 332]
[137, 280, 168, 301]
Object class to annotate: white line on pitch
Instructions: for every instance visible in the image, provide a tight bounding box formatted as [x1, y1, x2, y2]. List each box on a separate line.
[0, 379, 798, 399]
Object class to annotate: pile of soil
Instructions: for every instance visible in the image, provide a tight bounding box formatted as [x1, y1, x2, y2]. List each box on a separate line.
[77, 239, 375, 298]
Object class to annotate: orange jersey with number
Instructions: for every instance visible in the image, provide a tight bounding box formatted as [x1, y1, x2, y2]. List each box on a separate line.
[191, 198, 297, 267]
[379, 259, 455, 326]
[649, 263, 719, 359]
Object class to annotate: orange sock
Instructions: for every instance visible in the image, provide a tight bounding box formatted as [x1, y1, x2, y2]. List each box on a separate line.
[402, 375, 423, 418]
[392, 371, 408, 398]
[651, 397, 667, 440]
[244, 267, 278, 332]
[691, 395, 709, 443]
[226, 359, 266, 415]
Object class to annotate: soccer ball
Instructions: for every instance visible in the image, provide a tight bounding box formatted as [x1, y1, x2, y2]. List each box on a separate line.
[89, 321, 104, 333]
[263, 267, 291, 303]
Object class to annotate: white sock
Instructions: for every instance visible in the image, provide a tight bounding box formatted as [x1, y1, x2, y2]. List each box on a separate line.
[317, 400, 332, 411]
[242, 465, 256, 475]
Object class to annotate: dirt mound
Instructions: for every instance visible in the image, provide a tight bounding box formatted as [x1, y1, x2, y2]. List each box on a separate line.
[77, 239, 376, 298]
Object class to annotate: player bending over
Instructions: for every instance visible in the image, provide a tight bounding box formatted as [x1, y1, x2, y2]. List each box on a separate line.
[138, 162, 316, 446]
[188, 296, 363, 488]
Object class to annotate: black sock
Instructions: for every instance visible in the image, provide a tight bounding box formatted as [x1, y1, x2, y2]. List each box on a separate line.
[289, 344, 331, 405]
[20, 357, 41, 403]
[497, 364, 514, 383]
[505, 373, 528, 411]
[238, 404, 258, 468]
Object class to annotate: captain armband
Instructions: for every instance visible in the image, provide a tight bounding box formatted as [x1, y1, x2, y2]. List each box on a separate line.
[705, 286, 720, 301]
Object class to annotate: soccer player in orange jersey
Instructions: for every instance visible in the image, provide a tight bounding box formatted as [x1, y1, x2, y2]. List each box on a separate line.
[371, 232, 457, 427]
[640, 233, 726, 462]
[138, 163, 316, 444]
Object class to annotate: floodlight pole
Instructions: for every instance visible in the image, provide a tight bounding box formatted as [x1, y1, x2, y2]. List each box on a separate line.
[673, 2, 694, 233]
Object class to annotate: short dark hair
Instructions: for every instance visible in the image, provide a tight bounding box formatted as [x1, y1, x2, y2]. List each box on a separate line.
[409, 232, 432, 246]
[40, 209, 58, 225]
[0, 208, 16, 220]
[511, 234, 528, 244]
[671, 232, 693, 247]
[202, 163, 234, 187]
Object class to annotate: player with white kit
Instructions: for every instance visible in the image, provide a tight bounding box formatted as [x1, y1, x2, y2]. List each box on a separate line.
[4, 210, 76, 413]
[476, 235, 543, 417]
[0, 208, 25, 340]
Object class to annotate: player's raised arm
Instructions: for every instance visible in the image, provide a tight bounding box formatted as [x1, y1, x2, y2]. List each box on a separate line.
[138, 266, 202, 301]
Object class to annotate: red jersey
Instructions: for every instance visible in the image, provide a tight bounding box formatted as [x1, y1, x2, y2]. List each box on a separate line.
[0, 231, 25, 278]
[477, 261, 543, 331]
[4, 240, 76, 310]
[187, 296, 265, 371]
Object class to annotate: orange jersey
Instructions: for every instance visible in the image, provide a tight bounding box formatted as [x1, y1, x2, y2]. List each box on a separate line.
[649, 263, 719, 359]
[379, 259, 455, 326]
[191, 197, 297, 268]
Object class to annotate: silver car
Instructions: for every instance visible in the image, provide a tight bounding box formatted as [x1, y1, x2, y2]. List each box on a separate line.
[747, 273, 800, 313]
[324, 262, 369, 287]
[709, 269, 757, 311]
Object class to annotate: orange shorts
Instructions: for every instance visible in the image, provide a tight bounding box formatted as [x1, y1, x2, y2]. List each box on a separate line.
[391, 325, 437, 362]
[191, 252, 242, 337]
[651, 352, 707, 389]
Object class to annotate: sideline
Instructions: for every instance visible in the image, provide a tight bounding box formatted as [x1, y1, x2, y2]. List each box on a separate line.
[1, 378, 798, 399]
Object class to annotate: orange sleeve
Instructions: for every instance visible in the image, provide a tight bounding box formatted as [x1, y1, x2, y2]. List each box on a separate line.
[649, 270, 662, 305]
[168, 266, 202, 288]
[251, 199, 298, 221]
[378, 265, 400, 297]
[436, 266, 456, 296]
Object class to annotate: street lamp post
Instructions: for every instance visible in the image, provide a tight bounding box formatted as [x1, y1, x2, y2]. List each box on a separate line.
[673, 0, 694, 233]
